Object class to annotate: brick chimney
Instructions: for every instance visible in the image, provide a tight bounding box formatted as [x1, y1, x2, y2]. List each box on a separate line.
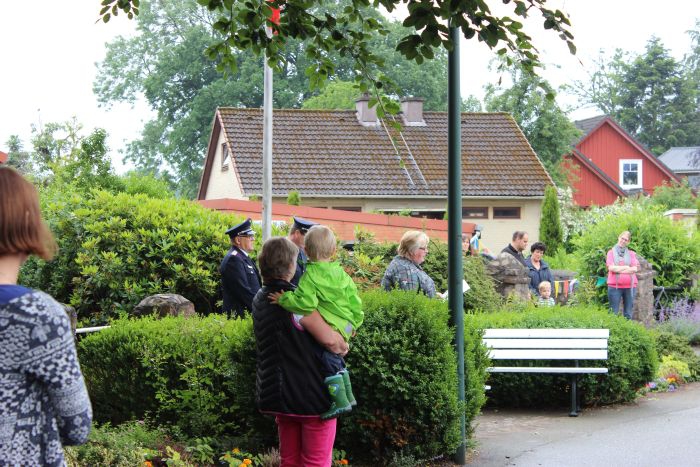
[400, 97, 425, 126]
[355, 94, 378, 126]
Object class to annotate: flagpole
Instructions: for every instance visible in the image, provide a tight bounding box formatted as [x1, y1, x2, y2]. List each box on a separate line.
[262, 24, 273, 242]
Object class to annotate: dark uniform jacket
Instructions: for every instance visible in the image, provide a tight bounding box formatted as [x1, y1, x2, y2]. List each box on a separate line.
[252, 279, 330, 415]
[290, 249, 308, 287]
[220, 246, 261, 318]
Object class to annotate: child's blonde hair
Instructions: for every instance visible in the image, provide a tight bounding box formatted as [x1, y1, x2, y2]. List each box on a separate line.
[538, 281, 552, 292]
[304, 225, 336, 261]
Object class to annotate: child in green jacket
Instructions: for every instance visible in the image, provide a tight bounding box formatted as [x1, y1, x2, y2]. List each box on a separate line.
[270, 225, 363, 419]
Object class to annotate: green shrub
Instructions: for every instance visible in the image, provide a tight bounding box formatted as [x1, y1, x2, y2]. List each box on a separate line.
[341, 290, 488, 463]
[649, 330, 700, 381]
[574, 204, 700, 288]
[78, 315, 266, 442]
[286, 190, 301, 205]
[78, 291, 489, 463]
[468, 305, 658, 408]
[650, 179, 697, 210]
[20, 190, 285, 323]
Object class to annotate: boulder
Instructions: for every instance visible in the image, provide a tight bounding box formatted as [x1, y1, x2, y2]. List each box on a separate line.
[132, 294, 196, 318]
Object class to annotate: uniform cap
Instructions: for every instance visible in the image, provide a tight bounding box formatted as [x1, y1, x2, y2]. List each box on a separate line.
[226, 218, 256, 237]
[293, 216, 318, 234]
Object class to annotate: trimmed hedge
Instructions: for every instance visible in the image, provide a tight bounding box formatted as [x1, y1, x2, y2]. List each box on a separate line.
[468, 305, 658, 408]
[78, 290, 489, 463]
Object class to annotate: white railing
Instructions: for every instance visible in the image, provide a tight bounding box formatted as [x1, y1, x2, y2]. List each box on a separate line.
[75, 325, 111, 334]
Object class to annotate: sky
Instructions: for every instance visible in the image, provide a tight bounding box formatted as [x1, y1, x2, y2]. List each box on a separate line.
[0, 1, 698, 173]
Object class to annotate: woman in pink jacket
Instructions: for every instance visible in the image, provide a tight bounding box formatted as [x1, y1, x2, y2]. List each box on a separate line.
[606, 231, 639, 319]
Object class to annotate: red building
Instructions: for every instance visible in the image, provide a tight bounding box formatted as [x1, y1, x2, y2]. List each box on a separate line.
[0, 151, 8, 164]
[562, 116, 679, 207]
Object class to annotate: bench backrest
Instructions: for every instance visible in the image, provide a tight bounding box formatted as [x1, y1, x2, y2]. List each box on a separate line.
[483, 329, 609, 361]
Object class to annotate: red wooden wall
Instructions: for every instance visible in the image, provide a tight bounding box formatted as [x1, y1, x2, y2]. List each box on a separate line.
[570, 121, 676, 206]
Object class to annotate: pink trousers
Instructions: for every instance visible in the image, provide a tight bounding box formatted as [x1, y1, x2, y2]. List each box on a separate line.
[276, 414, 337, 466]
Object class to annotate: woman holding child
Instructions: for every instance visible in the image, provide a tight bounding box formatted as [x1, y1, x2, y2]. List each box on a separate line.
[253, 226, 362, 466]
[381, 230, 436, 298]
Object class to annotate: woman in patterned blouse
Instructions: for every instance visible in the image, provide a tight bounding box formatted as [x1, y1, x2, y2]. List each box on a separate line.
[0, 167, 92, 465]
[381, 230, 436, 298]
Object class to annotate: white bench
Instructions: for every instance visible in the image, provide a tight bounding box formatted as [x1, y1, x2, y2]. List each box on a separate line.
[483, 328, 609, 416]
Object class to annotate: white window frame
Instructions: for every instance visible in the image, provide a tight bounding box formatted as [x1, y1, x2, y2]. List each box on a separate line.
[221, 143, 230, 170]
[619, 159, 643, 189]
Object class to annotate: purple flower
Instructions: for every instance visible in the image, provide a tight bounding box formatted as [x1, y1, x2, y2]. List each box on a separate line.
[668, 384, 676, 392]
[648, 382, 657, 389]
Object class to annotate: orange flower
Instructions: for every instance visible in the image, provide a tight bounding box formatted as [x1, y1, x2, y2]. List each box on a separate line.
[341, 460, 349, 465]
[243, 459, 252, 465]
[144, 462, 153, 467]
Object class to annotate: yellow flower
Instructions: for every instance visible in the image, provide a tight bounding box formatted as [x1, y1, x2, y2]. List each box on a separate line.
[232, 448, 241, 454]
[243, 459, 252, 465]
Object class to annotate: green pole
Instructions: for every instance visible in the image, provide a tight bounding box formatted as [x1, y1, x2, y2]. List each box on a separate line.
[448, 22, 466, 465]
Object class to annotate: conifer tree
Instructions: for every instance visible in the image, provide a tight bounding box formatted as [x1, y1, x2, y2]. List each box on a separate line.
[539, 185, 563, 254]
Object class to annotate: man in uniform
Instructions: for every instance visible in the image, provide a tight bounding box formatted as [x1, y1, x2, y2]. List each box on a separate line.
[220, 218, 261, 318]
[287, 216, 318, 286]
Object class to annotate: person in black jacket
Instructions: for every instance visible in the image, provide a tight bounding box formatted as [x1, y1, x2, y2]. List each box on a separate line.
[253, 237, 348, 466]
[501, 230, 529, 267]
[220, 218, 261, 318]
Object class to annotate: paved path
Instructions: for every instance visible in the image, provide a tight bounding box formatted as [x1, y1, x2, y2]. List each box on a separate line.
[467, 382, 700, 466]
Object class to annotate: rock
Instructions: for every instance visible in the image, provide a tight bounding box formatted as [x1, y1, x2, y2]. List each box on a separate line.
[485, 253, 531, 302]
[132, 294, 196, 318]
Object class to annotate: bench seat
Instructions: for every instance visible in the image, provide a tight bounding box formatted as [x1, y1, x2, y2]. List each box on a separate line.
[483, 328, 610, 416]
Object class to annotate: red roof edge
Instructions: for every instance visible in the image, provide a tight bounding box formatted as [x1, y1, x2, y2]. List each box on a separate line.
[568, 149, 628, 197]
[0, 151, 8, 164]
[198, 198, 477, 242]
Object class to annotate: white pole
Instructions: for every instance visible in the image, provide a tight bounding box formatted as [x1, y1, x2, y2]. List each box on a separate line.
[262, 26, 273, 241]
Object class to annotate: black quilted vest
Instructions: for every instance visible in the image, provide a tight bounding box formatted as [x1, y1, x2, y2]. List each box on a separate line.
[252, 279, 330, 415]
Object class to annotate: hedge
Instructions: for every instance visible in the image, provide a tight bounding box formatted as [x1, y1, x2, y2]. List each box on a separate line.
[468, 304, 658, 408]
[78, 290, 489, 464]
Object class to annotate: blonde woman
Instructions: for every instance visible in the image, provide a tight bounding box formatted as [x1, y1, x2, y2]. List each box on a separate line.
[381, 231, 436, 298]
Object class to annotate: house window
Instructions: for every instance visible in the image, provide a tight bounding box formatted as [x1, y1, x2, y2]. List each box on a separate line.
[619, 159, 642, 189]
[221, 143, 230, 170]
[332, 206, 362, 212]
[462, 207, 488, 219]
[493, 207, 521, 219]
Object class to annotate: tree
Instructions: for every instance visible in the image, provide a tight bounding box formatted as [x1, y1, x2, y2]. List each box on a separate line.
[650, 180, 697, 210]
[572, 36, 700, 155]
[4, 135, 35, 176]
[539, 185, 563, 254]
[302, 80, 360, 109]
[99, 0, 575, 89]
[95, 0, 462, 197]
[484, 63, 580, 181]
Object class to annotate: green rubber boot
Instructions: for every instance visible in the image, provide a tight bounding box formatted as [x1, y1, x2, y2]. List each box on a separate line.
[321, 374, 352, 420]
[341, 370, 357, 406]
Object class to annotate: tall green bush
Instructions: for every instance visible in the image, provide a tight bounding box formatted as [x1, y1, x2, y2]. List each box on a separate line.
[20, 190, 286, 323]
[573, 204, 700, 287]
[539, 185, 563, 253]
[469, 305, 658, 408]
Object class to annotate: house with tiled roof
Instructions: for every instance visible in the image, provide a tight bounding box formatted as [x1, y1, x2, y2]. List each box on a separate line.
[198, 97, 553, 247]
[562, 115, 679, 207]
[658, 147, 700, 189]
[0, 151, 8, 164]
